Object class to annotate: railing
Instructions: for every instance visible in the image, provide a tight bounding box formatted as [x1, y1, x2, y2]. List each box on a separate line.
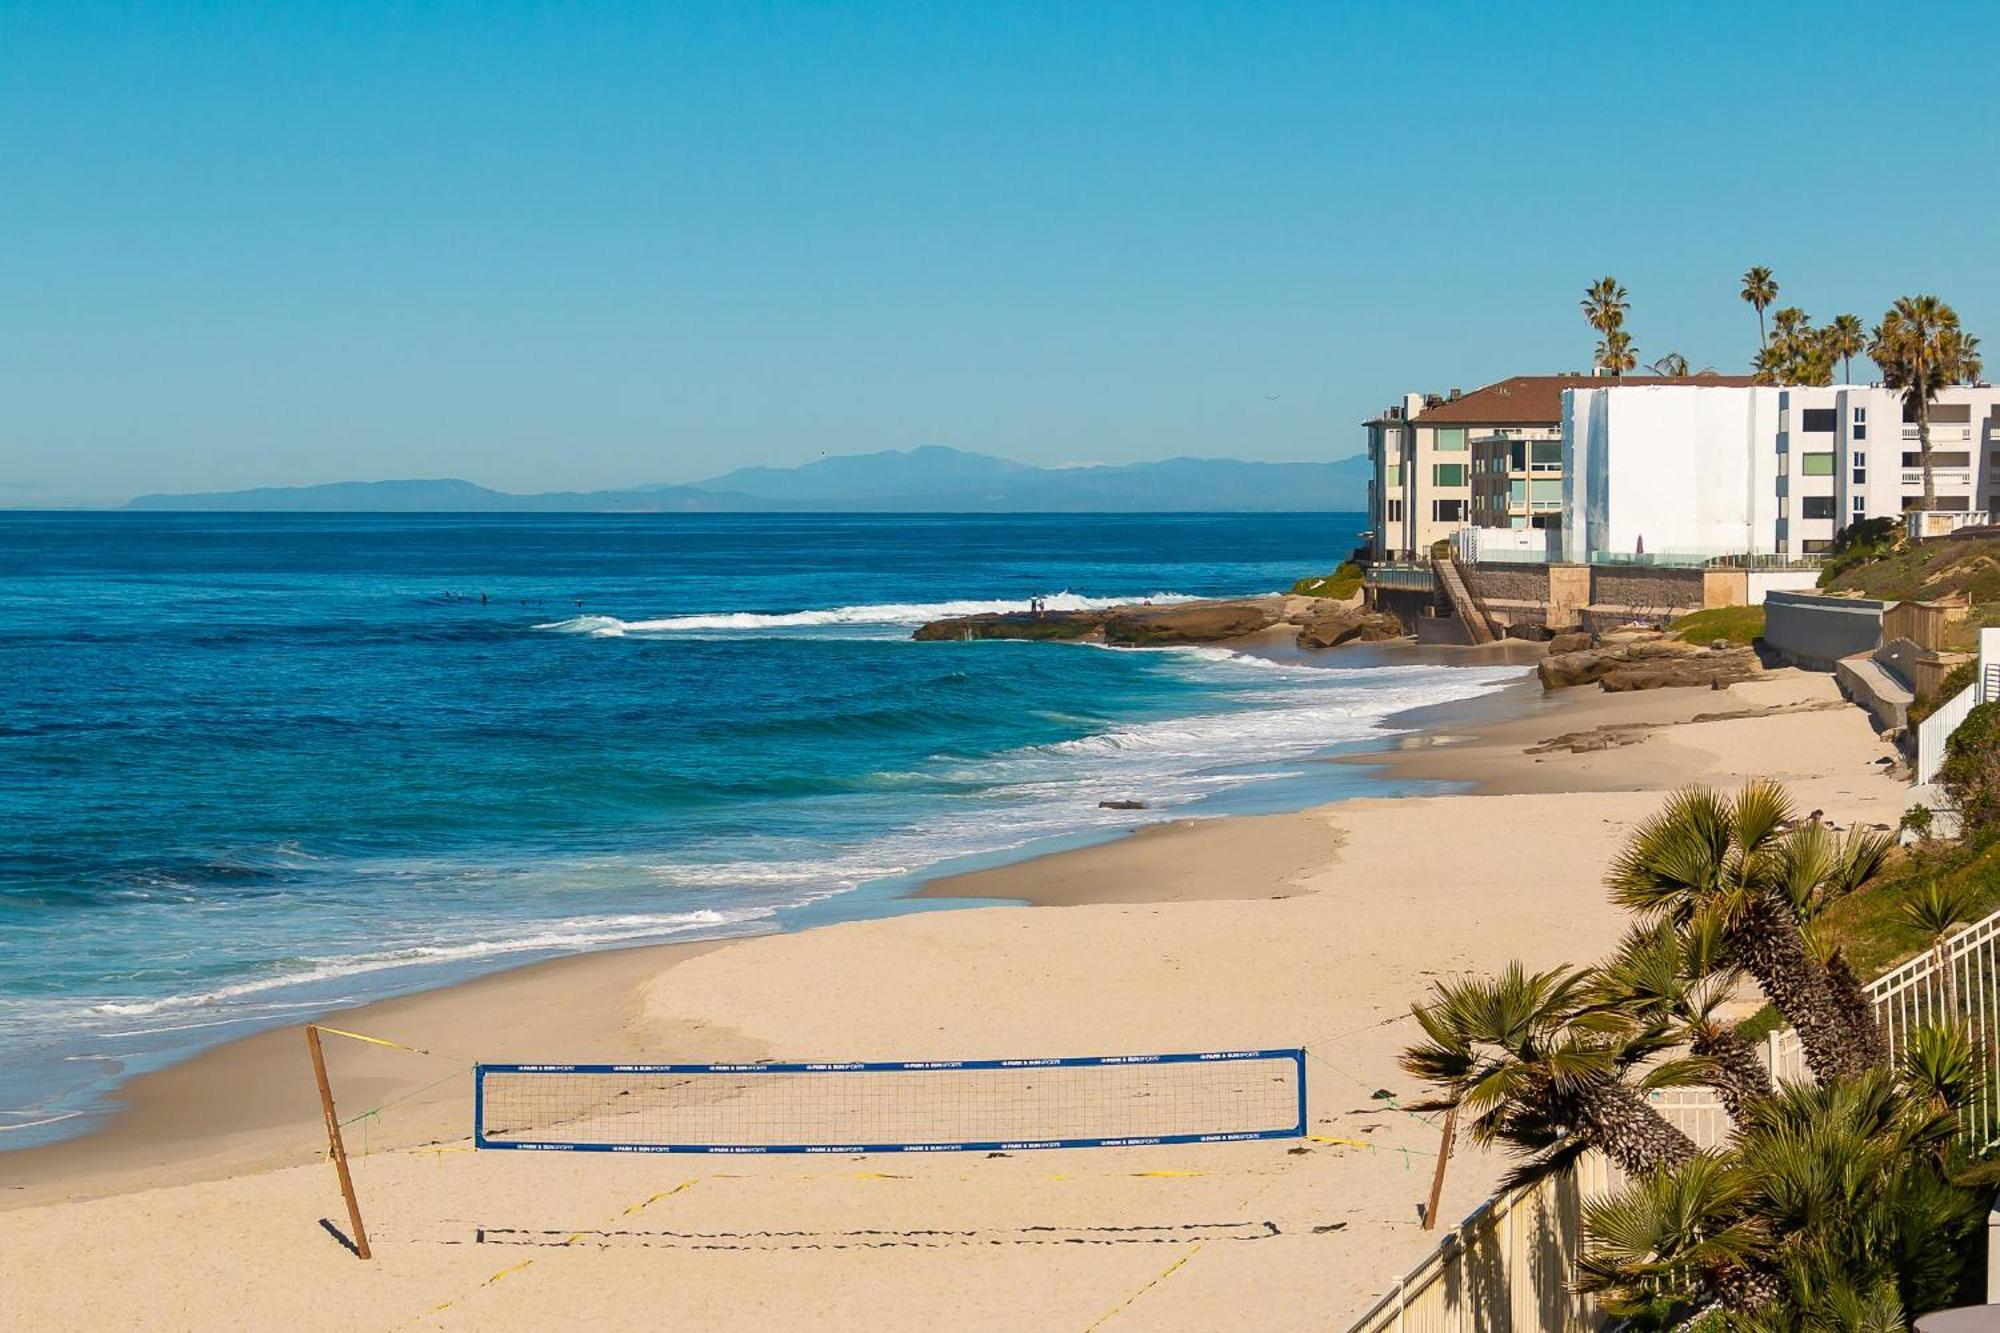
[1365, 565, 1436, 592]
[1347, 906, 2000, 1332]
[1345, 1151, 1614, 1333]
[1913, 627, 1997, 785]
[1586, 551, 1826, 570]
[1765, 907, 2000, 1151]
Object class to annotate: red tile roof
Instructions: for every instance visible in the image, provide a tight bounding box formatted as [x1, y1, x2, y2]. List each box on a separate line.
[1410, 374, 1759, 426]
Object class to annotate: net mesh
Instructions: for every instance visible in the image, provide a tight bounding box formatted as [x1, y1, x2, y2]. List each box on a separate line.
[477, 1051, 1304, 1153]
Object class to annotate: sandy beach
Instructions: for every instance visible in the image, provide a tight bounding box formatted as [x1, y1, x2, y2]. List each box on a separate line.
[0, 665, 1909, 1332]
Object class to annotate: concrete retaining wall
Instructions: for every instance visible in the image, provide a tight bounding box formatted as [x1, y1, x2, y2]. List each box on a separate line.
[1763, 591, 1887, 670]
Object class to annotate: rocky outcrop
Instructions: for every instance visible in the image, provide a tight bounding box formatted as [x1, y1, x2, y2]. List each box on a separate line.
[911, 610, 1107, 642]
[914, 594, 1412, 651]
[1293, 607, 1405, 650]
[1101, 601, 1281, 646]
[1538, 638, 1761, 692]
[913, 598, 1285, 647]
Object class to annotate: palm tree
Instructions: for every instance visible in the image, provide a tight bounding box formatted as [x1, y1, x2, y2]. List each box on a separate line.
[1580, 1069, 1986, 1325]
[1583, 276, 1630, 336]
[1870, 296, 1986, 510]
[1903, 879, 1979, 1012]
[1575, 1152, 1774, 1322]
[1606, 784, 1891, 1081]
[1401, 962, 1699, 1183]
[1591, 915, 1774, 1125]
[1827, 313, 1865, 384]
[1583, 277, 1634, 376]
[1596, 328, 1638, 378]
[1741, 266, 1779, 350]
[1648, 352, 1691, 377]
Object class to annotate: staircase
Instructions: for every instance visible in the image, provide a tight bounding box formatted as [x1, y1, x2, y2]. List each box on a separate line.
[1434, 555, 1496, 645]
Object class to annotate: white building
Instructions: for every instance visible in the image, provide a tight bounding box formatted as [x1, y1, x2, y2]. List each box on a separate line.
[1563, 383, 2000, 562]
[1366, 374, 1751, 563]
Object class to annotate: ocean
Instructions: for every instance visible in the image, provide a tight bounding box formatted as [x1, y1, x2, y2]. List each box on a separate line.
[0, 511, 1524, 1149]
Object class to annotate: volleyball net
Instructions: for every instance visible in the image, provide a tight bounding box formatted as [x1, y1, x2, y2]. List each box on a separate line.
[475, 1049, 1305, 1154]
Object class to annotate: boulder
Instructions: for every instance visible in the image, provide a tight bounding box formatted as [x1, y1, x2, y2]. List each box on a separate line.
[1539, 639, 1760, 692]
[1547, 632, 1594, 655]
[1294, 607, 1405, 650]
[1101, 601, 1281, 646]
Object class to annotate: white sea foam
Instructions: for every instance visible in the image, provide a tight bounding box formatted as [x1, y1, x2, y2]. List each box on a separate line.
[85, 907, 774, 1018]
[534, 591, 1204, 638]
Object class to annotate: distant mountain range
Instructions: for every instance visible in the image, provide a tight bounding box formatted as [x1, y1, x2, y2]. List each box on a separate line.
[125, 447, 1370, 513]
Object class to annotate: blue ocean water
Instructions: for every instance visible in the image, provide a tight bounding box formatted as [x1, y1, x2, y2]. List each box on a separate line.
[0, 512, 1523, 1148]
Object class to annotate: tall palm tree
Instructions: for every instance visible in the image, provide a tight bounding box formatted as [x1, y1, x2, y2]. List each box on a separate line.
[1605, 784, 1890, 1081]
[1827, 313, 1866, 385]
[1870, 295, 1986, 510]
[1401, 962, 1699, 1183]
[1596, 328, 1638, 378]
[1591, 915, 1773, 1125]
[1583, 276, 1630, 336]
[1741, 266, 1779, 350]
[1648, 352, 1691, 377]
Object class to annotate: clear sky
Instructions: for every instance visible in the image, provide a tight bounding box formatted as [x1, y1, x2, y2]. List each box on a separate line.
[5, 2, 1997, 504]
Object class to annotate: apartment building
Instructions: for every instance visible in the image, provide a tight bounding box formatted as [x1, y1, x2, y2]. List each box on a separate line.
[1562, 382, 2000, 562]
[1366, 375, 1749, 561]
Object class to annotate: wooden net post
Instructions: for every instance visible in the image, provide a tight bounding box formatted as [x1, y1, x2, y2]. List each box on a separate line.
[1422, 1107, 1457, 1231]
[307, 1024, 372, 1260]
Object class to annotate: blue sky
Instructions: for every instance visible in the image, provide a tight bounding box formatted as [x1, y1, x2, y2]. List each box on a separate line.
[4, 2, 1996, 503]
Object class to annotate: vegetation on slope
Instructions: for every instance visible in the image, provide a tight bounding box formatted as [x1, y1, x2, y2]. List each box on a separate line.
[1289, 561, 1362, 600]
[1816, 524, 2000, 653]
[1667, 605, 1765, 647]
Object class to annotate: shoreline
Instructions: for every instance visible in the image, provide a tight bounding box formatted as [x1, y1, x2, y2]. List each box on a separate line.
[1, 659, 1915, 1328]
[1, 633, 1534, 1170]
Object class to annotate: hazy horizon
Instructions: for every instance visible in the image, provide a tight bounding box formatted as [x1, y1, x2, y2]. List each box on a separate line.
[6, 3, 1996, 506]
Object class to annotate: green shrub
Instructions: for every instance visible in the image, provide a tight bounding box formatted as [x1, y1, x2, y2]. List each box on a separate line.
[1667, 605, 1765, 646]
[1900, 804, 1934, 839]
[1908, 659, 1979, 726]
[1816, 516, 1901, 586]
[1290, 561, 1362, 600]
[1937, 700, 2000, 829]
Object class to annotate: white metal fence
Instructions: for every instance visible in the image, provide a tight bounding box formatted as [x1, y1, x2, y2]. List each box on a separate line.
[1346, 907, 2000, 1332]
[1915, 627, 1999, 786]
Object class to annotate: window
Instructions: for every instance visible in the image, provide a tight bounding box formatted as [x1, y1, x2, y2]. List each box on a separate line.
[1852, 451, 1866, 485]
[1385, 464, 1402, 486]
[1853, 407, 1867, 440]
[1778, 496, 1789, 520]
[1529, 478, 1563, 507]
[1803, 496, 1836, 520]
[1801, 453, 1835, 476]
[1508, 443, 1527, 471]
[1531, 441, 1563, 470]
[1433, 428, 1467, 452]
[1854, 495, 1867, 516]
[1432, 499, 1467, 523]
[1508, 479, 1527, 506]
[1904, 451, 1972, 468]
[1433, 463, 1466, 487]
[1386, 499, 1403, 521]
[1802, 408, 1837, 433]
[1934, 496, 1971, 512]
[1802, 538, 1834, 554]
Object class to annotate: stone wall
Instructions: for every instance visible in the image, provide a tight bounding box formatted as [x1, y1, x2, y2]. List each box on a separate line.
[1464, 562, 1553, 632]
[1587, 567, 1709, 619]
[1763, 591, 1887, 670]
